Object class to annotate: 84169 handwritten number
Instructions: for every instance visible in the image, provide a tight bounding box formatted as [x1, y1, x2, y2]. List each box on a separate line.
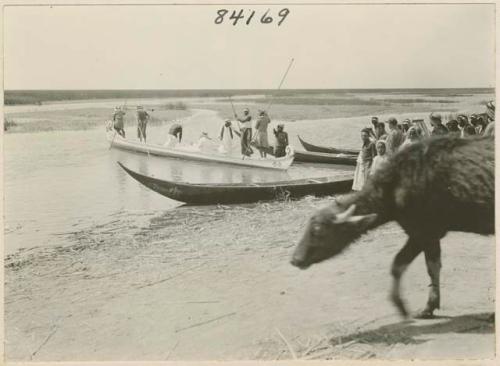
[215, 8, 290, 26]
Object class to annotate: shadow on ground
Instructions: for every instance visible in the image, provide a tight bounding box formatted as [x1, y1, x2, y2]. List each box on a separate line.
[330, 312, 494, 346]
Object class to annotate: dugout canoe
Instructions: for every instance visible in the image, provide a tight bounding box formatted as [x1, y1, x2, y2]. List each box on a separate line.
[298, 135, 359, 155]
[118, 162, 354, 205]
[232, 129, 357, 165]
[294, 150, 357, 166]
[107, 132, 294, 171]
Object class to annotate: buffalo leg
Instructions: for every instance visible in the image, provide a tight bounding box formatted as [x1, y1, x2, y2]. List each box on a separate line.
[416, 240, 442, 319]
[390, 237, 423, 317]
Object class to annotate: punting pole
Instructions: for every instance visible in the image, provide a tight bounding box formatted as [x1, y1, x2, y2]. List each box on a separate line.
[266, 58, 294, 112]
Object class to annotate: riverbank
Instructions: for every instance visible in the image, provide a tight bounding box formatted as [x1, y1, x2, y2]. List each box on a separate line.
[4, 91, 495, 361]
[4, 106, 190, 133]
[4, 89, 493, 133]
[5, 198, 495, 360]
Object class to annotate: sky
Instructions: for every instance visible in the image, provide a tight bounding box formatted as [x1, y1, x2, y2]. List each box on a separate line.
[3, 3, 496, 90]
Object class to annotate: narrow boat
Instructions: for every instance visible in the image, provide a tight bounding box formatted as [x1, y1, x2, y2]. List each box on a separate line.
[298, 135, 359, 155]
[118, 162, 354, 205]
[107, 133, 294, 171]
[294, 150, 357, 166]
[232, 130, 357, 165]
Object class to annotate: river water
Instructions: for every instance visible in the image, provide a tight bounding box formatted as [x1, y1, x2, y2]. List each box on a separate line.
[4, 107, 355, 254]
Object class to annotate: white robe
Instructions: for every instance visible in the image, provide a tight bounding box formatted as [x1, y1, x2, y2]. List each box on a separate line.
[164, 134, 179, 148]
[219, 126, 234, 154]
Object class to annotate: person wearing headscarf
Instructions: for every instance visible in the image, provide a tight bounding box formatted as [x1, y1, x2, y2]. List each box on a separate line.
[401, 119, 411, 134]
[218, 120, 235, 154]
[400, 126, 423, 150]
[370, 140, 389, 176]
[375, 122, 388, 141]
[457, 114, 471, 138]
[464, 124, 477, 138]
[446, 120, 461, 137]
[164, 121, 183, 148]
[429, 112, 448, 136]
[235, 108, 253, 156]
[352, 128, 376, 191]
[385, 117, 404, 155]
[483, 101, 495, 136]
[254, 110, 271, 157]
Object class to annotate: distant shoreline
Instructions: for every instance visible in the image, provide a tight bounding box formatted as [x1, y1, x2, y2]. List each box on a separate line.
[4, 88, 495, 106]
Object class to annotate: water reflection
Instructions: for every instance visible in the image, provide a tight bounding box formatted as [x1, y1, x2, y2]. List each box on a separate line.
[4, 117, 353, 254]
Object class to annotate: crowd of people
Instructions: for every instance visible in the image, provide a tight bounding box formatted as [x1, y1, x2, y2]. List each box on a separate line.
[352, 101, 495, 191]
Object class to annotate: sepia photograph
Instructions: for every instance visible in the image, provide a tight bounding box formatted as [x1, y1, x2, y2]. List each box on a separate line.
[2, 1, 497, 363]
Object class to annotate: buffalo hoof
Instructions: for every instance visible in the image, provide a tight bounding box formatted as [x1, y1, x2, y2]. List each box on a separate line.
[390, 295, 410, 319]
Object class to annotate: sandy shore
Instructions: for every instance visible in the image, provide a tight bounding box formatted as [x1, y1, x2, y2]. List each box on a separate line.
[5, 198, 495, 361]
[4, 91, 495, 361]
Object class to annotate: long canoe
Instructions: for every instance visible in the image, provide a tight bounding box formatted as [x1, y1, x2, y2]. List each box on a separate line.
[118, 162, 354, 205]
[294, 150, 357, 166]
[107, 133, 294, 171]
[233, 130, 357, 165]
[298, 135, 359, 155]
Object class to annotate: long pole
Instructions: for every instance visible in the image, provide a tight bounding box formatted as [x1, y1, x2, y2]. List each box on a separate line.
[266, 58, 294, 112]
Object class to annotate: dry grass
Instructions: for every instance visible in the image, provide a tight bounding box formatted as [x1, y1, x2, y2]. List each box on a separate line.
[4, 107, 191, 133]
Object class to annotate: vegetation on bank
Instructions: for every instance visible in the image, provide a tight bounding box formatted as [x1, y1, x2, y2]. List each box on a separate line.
[4, 107, 191, 133]
[4, 118, 17, 131]
[4, 88, 494, 106]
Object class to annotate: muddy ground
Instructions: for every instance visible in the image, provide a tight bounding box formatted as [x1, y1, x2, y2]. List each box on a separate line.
[5, 197, 495, 361]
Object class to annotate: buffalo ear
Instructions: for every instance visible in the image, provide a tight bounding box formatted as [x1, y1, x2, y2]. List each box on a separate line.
[345, 213, 378, 229]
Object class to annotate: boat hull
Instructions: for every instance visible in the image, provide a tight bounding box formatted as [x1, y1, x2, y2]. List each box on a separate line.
[298, 135, 359, 155]
[107, 133, 294, 170]
[232, 130, 357, 165]
[294, 150, 357, 166]
[118, 163, 354, 205]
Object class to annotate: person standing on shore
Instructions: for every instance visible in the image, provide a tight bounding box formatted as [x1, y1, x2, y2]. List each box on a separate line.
[375, 122, 388, 141]
[235, 108, 253, 157]
[385, 117, 404, 155]
[254, 110, 271, 158]
[112, 106, 126, 138]
[430, 112, 448, 136]
[483, 101, 495, 136]
[369, 116, 379, 140]
[136, 106, 150, 143]
[370, 140, 389, 175]
[352, 128, 376, 191]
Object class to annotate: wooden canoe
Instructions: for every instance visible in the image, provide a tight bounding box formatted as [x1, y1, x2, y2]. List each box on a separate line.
[294, 150, 357, 166]
[107, 132, 294, 171]
[118, 162, 354, 205]
[298, 135, 359, 155]
[232, 130, 357, 166]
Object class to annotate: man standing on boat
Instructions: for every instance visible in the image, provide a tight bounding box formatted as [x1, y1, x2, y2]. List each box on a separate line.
[254, 110, 271, 158]
[112, 106, 126, 137]
[273, 124, 289, 157]
[235, 108, 253, 157]
[136, 106, 150, 143]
